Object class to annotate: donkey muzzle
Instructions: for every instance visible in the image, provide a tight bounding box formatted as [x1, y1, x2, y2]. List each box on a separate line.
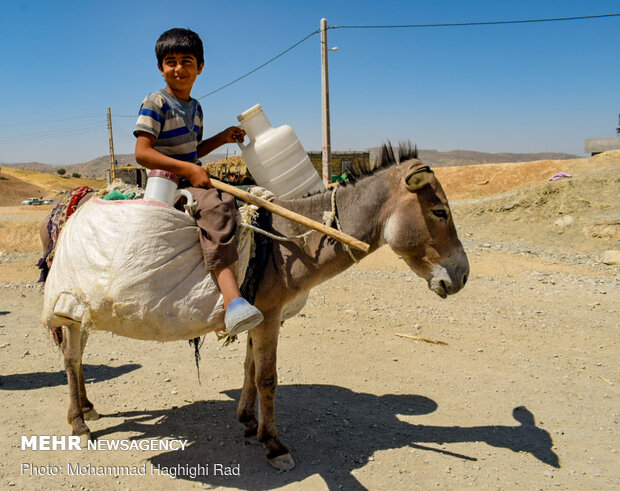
[427, 261, 469, 298]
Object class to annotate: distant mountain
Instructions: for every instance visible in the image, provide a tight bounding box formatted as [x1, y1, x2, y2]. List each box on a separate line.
[0, 161, 57, 174]
[1, 155, 137, 178]
[70, 154, 138, 178]
[3, 153, 228, 178]
[415, 149, 581, 167]
[366, 147, 580, 167]
[4, 149, 581, 179]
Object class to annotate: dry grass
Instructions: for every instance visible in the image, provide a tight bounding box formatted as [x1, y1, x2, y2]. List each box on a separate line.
[1, 151, 618, 254]
[203, 156, 248, 179]
[1, 166, 105, 193]
[435, 150, 620, 200]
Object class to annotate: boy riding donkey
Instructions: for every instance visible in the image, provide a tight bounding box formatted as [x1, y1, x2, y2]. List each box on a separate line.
[133, 28, 263, 337]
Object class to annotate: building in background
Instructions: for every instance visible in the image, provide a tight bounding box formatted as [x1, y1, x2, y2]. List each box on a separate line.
[585, 114, 620, 155]
[308, 151, 370, 181]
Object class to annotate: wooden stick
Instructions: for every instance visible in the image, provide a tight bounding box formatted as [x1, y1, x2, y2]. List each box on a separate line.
[210, 179, 371, 253]
[394, 333, 448, 345]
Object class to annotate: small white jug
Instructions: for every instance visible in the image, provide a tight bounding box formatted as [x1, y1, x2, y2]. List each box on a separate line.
[144, 169, 194, 213]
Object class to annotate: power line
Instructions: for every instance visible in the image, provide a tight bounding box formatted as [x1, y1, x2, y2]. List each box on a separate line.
[112, 120, 138, 145]
[0, 121, 104, 138]
[0, 122, 107, 145]
[4, 12, 620, 133]
[332, 13, 620, 30]
[109, 28, 321, 112]
[0, 115, 102, 128]
[0, 128, 106, 145]
[196, 28, 320, 100]
[194, 13, 619, 99]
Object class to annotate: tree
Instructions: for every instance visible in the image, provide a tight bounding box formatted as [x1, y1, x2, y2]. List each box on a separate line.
[56, 168, 66, 176]
[71, 172, 81, 178]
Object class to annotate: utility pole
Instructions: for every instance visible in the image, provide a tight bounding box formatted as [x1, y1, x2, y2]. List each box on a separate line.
[320, 18, 331, 186]
[107, 107, 116, 182]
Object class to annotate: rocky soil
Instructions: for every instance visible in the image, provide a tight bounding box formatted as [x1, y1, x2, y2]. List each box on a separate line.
[0, 154, 618, 490]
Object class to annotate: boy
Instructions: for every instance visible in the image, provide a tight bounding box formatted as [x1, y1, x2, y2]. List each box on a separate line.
[134, 27, 263, 336]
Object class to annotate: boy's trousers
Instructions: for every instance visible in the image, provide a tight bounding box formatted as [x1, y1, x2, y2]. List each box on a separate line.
[181, 186, 238, 271]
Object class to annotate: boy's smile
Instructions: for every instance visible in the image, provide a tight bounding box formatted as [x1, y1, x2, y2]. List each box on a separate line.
[160, 53, 203, 100]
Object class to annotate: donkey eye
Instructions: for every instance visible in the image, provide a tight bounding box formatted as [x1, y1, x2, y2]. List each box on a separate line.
[431, 209, 448, 220]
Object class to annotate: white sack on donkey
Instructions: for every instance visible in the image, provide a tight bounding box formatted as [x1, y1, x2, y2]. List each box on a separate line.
[41, 197, 251, 341]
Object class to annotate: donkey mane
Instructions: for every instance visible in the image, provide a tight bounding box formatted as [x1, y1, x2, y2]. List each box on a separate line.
[300, 140, 419, 196]
[347, 141, 419, 182]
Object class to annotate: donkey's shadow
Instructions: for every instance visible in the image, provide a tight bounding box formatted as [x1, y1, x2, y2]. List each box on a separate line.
[0, 363, 141, 390]
[96, 384, 558, 490]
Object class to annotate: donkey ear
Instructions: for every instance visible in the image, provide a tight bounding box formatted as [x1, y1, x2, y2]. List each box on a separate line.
[404, 165, 433, 191]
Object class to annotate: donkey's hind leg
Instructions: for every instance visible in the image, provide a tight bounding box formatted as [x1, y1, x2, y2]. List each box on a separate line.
[238, 334, 259, 443]
[63, 324, 91, 443]
[78, 329, 99, 421]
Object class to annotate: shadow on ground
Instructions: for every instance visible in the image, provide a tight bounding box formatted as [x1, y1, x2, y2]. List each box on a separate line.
[0, 363, 141, 390]
[92, 384, 558, 490]
[0, 310, 9, 328]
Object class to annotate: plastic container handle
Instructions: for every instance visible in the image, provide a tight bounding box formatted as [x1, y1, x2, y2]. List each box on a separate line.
[174, 189, 195, 216]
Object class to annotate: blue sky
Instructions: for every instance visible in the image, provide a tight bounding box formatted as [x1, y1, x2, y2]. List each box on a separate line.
[0, 0, 618, 165]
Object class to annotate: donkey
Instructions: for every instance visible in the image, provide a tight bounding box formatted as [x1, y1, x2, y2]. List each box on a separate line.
[42, 143, 469, 471]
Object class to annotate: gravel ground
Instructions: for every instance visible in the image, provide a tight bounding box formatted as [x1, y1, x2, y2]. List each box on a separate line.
[0, 241, 618, 490]
[0, 157, 618, 490]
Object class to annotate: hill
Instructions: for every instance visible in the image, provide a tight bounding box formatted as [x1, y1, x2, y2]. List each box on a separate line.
[4, 150, 581, 179]
[0, 166, 105, 206]
[4, 153, 229, 178]
[0, 171, 47, 205]
[0, 151, 617, 254]
[448, 150, 620, 253]
[0, 161, 58, 174]
[366, 147, 580, 167]
[69, 154, 137, 178]
[434, 150, 619, 200]
[416, 149, 580, 167]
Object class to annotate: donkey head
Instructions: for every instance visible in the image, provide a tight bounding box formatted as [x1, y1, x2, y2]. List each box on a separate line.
[380, 144, 469, 298]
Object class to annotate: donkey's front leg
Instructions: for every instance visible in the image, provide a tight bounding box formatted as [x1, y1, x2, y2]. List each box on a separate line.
[252, 310, 295, 471]
[63, 325, 91, 443]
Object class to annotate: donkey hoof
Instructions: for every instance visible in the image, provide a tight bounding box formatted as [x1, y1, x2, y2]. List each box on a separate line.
[268, 453, 295, 471]
[79, 432, 92, 448]
[84, 408, 100, 421]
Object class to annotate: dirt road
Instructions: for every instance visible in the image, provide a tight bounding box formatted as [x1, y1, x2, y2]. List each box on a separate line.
[0, 156, 618, 490]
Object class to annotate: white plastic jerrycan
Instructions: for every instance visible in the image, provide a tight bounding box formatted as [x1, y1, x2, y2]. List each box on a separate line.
[237, 104, 325, 199]
[144, 169, 194, 213]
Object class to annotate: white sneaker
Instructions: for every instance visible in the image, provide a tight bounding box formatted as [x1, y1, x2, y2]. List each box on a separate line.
[224, 297, 264, 336]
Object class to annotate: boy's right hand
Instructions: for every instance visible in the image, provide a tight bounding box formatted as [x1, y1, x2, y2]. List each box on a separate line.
[187, 165, 212, 189]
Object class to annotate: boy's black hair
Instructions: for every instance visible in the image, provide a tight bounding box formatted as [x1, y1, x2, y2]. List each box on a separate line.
[155, 28, 204, 68]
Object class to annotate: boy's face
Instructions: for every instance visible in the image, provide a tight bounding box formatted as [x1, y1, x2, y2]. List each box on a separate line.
[159, 52, 204, 99]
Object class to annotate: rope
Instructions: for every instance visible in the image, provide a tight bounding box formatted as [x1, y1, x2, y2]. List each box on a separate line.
[239, 186, 359, 262]
[241, 222, 313, 243]
[326, 187, 359, 263]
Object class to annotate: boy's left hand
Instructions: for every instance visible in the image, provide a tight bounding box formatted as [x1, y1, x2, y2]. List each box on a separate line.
[221, 126, 246, 144]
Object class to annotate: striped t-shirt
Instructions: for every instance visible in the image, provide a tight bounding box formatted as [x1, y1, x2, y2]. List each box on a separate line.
[134, 90, 204, 164]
